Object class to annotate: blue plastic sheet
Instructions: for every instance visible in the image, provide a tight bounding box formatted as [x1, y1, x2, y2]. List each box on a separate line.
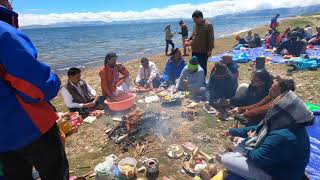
[209, 45, 320, 65]
[306, 115, 320, 180]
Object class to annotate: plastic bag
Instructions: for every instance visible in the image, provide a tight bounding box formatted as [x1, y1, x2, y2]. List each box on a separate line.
[94, 155, 118, 178]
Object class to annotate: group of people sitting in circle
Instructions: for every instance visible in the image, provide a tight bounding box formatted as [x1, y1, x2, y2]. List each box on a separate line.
[236, 23, 320, 58]
[60, 48, 315, 179]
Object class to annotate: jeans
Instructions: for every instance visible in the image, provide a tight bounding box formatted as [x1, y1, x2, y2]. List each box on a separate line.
[221, 138, 272, 180]
[165, 40, 175, 54]
[0, 124, 69, 180]
[192, 52, 209, 77]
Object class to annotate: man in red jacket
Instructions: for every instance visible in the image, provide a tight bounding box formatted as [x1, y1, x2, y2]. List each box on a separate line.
[0, 1, 69, 179]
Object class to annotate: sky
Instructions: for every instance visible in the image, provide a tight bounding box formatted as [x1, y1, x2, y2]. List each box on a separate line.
[10, 0, 320, 26]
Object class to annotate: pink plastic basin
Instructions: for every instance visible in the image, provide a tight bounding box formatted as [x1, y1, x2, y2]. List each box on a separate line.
[104, 93, 136, 111]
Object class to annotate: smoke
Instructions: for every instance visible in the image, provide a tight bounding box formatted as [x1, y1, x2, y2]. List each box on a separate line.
[19, 0, 320, 26]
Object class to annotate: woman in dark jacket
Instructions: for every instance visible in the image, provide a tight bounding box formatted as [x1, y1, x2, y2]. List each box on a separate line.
[230, 70, 273, 107]
[208, 62, 238, 106]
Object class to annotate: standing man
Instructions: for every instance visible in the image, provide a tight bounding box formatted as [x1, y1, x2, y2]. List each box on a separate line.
[178, 20, 189, 56]
[0, 0, 69, 179]
[270, 14, 280, 29]
[186, 10, 214, 77]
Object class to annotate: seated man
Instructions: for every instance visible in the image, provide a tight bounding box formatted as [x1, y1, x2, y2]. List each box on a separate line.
[161, 48, 187, 88]
[99, 52, 130, 100]
[220, 89, 314, 180]
[174, 56, 205, 97]
[61, 67, 104, 118]
[135, 57, 161, 89]
[220, 53, 239, 79]
[308, 25, 320, 45]
[275, 31, 306, 57]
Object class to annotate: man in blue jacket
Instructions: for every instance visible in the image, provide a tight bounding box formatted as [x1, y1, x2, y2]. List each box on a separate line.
[0, 1, 69, 179]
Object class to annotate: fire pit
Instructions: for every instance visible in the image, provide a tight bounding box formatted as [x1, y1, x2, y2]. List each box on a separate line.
[106, 111, 171, 151]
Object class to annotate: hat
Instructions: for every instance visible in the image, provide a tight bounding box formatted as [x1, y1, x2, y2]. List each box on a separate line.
[189, 56, 198, 65]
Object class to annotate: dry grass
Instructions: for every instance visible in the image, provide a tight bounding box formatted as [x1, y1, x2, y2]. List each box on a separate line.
[52, 15, 320, 179]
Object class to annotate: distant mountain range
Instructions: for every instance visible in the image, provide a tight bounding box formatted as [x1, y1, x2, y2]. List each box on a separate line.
[23, 5, 320, 29]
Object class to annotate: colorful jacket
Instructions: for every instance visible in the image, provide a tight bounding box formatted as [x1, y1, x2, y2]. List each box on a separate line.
[0, 21, 60, 152]
[161, 57, 186, 83]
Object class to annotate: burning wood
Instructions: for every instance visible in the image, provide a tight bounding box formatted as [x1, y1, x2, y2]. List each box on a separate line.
[106, 111, 171, 151]
[123, 110, 144, 133]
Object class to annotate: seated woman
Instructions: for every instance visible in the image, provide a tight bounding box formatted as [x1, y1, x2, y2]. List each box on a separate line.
[221, 53, 239, 79]
[275, 31, 306, 57]
[230, 69, 273, 107]
[135, 57, 161, 90]
[266, 30, 282, 48]
[245, 31, 254, 43]
[161, 48, 187, 88]
[174, 56, 205, 97]
[99, 52, 130, 101]
[220, 87, 314, 180]
[208, 62, 238, 106]
[230, 77, 295, 126]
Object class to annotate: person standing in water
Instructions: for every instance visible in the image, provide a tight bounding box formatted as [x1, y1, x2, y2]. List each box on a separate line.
[164, 24, 175, 56]
[178, 20, 189, 56]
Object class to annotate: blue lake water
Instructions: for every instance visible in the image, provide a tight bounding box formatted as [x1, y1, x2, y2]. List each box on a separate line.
[23, 15, 280, 73]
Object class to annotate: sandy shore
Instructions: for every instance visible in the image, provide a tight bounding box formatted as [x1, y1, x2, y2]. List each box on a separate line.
[52, 15, 320, 111]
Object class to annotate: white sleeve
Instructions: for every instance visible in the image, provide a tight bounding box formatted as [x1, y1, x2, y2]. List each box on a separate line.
[86, 83, 96, 97]
[61, 87, 83, 109]
[148, 64, 159, 83]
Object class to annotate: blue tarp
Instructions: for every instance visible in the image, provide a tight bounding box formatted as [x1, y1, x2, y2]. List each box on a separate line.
[209, 45, 320, 65]
[306, 115, 320, 180]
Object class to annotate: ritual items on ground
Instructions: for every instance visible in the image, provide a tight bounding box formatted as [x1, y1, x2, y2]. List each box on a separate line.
[181, 107, 199, 121]
[197, 134, 212, 142]
[166, 144, 184, 159]
[106, 110, 171, 152]
[118, 157, 138, 179]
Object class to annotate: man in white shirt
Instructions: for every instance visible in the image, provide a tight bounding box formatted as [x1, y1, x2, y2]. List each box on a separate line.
[135, 57, 161, 89]
[61, 67, 104, 117]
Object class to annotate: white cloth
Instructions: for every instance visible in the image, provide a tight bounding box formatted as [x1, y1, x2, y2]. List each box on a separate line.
[113, 78, 131, 97]
[135, 61, 160, 84]
[221, 138, 272, 180]
[61, 81, 96, 109]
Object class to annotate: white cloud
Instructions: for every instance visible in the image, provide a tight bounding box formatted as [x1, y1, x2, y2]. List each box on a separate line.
[19, 0, 320, 26]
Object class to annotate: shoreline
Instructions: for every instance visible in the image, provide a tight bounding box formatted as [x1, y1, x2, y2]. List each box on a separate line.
[52, 15, 320, 111]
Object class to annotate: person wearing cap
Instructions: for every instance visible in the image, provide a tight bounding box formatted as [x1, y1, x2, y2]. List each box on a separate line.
[308, 26, 320, 45]
[161, 48, 187, 88]
[275, 31, 306, 57]
[221, 53, 239, 79]
[185, 10, 214, 77]
[178, 20, 189, 56]
[174, 56, 205, 96]
[99, 52, 130, 101]
[0, 0, 69, 179]
[164, 24, 175, 55]
[135, 57, 161, 89]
